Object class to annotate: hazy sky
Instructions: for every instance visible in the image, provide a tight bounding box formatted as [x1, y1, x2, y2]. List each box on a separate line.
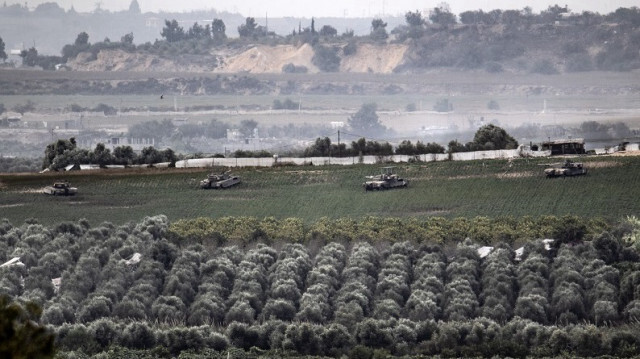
[12, 0, 639, 17]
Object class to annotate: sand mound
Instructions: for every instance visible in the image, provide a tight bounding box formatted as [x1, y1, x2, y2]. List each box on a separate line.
[69, 49, 218, 72]
[340, 43, 408, 73]
[219, 44, 319, 73]
[67, 43, 409, 74]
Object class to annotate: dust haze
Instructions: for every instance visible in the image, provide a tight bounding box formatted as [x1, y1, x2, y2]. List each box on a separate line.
[1, 1, 639, 169]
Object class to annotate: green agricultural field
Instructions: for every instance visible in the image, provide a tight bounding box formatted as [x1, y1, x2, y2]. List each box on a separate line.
[0, 155, 638, 226]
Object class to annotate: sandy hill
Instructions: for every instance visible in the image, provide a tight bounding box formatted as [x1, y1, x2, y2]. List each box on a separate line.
[340, 43, 408, 73]
[68, 50, 219, 72]
[219, 44, 320, 73]
[68, 43, 410, 74]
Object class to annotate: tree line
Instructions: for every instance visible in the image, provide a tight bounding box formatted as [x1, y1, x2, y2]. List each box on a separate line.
[302, 123, 517, 157]
[42, 137, 178, 171]
[1, 214, 640, 357]
[41, 119, 518, 170]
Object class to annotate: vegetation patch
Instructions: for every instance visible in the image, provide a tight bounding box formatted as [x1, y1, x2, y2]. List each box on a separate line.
[1, 215, 640, 358]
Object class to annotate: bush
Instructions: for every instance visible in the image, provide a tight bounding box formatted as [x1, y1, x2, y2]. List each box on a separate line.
[312, 45, 341, 72]
[281, 63, 308, 73]
[118, 322, 156, 349]
[343, 40, 358, 56]
[0, 295, 55, 358]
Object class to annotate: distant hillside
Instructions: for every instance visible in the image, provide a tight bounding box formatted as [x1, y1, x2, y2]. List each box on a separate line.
[0, 3, 396, 55]
[56, 9, 640, 74]
[3, 4, 639, 74]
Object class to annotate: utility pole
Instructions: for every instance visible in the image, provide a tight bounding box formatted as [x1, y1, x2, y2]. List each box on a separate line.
[338, 130, 341, 157]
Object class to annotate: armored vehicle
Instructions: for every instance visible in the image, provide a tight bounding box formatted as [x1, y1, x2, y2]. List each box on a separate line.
[200, 171, 241, 189]
[43, 181, 77, 196]
[363, 167, 408, 191]
[544, 159, 587, 177]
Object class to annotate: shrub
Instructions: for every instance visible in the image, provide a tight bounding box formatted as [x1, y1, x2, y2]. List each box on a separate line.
[312, 45, 341, 72]
[281, 63, 308, 73]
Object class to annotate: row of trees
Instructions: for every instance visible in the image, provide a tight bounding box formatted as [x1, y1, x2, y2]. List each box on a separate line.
[393, 5, 640, 31]
[161, 19, 227, 43]
[168, 215, 617, 249]
[42, 138, 178, 170]
[1, 215, 640, 357]
[302, 137, 392, 158]
[302, 123, 517, 158]
[0, 1, 141, 16]
[12, 31, 135, 69]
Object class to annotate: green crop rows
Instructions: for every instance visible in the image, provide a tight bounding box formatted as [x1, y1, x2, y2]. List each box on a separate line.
[1, 156, 638, 226]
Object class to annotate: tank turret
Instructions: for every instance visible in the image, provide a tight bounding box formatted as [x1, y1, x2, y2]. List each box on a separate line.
[363, 167, 408, 191]
[200, 171, 241, 189]
[544, 159, 587, 177]
[43, 181, 78, 196]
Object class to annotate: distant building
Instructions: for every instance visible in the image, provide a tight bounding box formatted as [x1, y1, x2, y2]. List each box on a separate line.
[540, 138, 586, 155]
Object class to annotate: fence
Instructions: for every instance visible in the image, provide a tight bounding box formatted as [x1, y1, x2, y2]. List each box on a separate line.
[174, 147, 552, 168]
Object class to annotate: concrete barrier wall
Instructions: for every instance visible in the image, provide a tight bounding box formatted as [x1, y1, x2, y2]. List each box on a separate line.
[175, 149, 552, 168]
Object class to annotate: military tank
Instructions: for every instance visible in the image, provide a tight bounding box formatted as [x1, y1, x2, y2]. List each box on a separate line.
[544, 159, 587, 177]
[363, 166, 408, 191]
[200, 171, 241, 189]
[43, 181, 77, 196]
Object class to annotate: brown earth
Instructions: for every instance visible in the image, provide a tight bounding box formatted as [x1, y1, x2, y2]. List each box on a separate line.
[340, 44, 408, 73]
[68, 43, 410, 74]
[69, 50, 218, 72]
[220, 44, 319, 73]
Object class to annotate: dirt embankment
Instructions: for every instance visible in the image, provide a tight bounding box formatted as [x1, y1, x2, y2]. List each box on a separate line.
[220, 44, 319, 73]
[68, 43, 409, 74]
[340, 43, 408, 73]
[68, 50, 220, 72]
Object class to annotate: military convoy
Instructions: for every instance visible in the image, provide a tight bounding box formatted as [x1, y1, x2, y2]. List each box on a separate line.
[37, 159, 588, 198]
[544, 159, 587, 177]
[200, 171, 241, 189]
[363, 167, 408, 191]
[43, 181, 77, 196]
